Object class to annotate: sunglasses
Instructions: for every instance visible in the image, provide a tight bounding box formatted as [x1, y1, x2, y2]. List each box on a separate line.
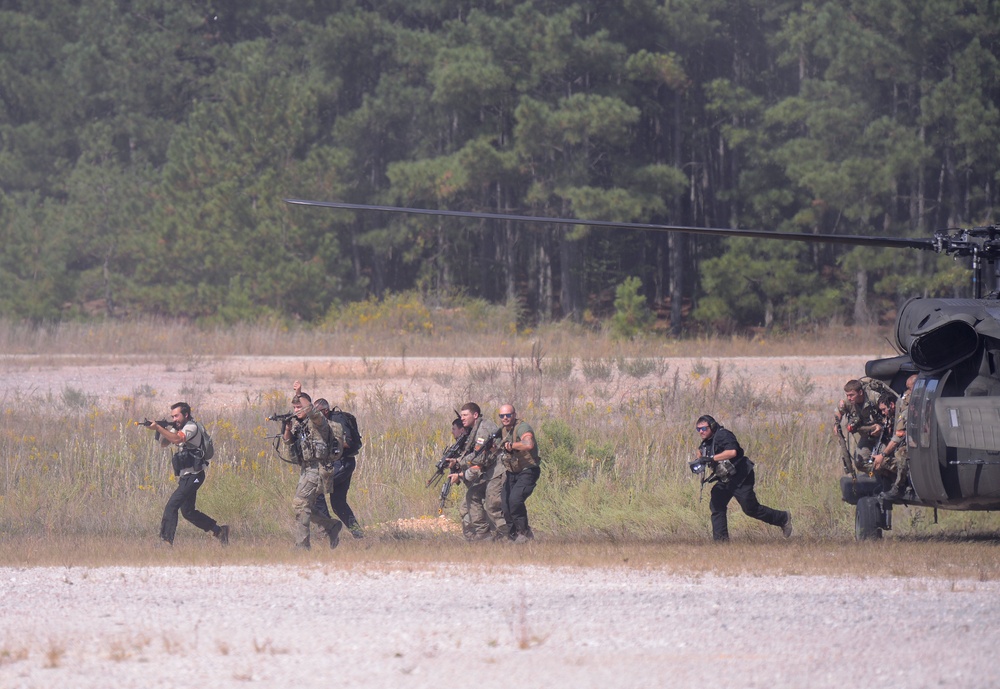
[499, 413, 514, 418]
[696, 425, 711, 432]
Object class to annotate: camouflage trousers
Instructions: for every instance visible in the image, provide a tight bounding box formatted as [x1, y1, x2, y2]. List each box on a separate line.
[851, 436, 878, 473]
[292, 465, 342, 548]
[459, 463, 508, 540]
[879, 453, 910, 491]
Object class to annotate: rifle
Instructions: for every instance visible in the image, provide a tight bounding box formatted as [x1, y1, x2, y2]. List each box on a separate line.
[835, 423, 856, 479]
[136, 418, 176, 443]
[264, 413, 304, 465]
[427, 432, 469, 514]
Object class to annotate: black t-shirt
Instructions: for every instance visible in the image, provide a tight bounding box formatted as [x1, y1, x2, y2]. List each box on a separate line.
[698, 427, 744, 461]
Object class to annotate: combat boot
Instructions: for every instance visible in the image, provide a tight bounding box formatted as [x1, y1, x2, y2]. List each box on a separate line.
[328, 521, 344, 549]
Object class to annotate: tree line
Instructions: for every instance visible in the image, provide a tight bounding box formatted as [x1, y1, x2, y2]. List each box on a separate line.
[0, 0, 995, 332]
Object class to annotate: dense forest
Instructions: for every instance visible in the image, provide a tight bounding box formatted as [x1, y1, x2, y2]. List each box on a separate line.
[0, 0, 997, 332]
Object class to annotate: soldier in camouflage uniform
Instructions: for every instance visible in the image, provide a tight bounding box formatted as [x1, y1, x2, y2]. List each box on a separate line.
[873, 392, 909, 501]
[834, 379, 886, 473]
[448, 402, 502, 541]
[496, 404, 541, 543]
[282, 381, 345, 550]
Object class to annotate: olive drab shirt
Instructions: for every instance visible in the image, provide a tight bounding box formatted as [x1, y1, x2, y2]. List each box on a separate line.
[499, 420, 541, 473]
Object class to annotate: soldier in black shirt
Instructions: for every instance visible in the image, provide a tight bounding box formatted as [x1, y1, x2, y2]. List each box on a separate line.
[695, 415, 792, 542]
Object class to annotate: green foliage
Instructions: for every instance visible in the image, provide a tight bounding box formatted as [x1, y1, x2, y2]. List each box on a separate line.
[537, 419, 587, 482]
[322, 291, 517, 336]
[610, 276, 655, 340]
[0, 1, 996, 328]
[328, 292, 434, 335]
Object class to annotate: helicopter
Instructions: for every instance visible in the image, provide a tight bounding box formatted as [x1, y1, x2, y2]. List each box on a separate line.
[284, 197, 1000, 540]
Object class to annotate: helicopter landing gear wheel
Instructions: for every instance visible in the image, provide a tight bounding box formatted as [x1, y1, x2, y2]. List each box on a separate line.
[855, 496, 883, 541]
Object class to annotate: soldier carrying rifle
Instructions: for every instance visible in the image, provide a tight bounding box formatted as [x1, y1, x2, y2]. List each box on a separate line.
[426, 417, 470, 514]
[279, 381, 345, 551]
[141, 402, 228, 547]
[834, 379, 886, 475]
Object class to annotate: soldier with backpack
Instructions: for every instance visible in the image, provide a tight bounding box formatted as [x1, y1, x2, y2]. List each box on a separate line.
[283, 382, 345, 550]
[312, 398, 364, 538]
[144, 402, 228, 547]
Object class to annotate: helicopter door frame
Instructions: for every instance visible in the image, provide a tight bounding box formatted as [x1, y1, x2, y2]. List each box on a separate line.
[907, 373, 950, 504]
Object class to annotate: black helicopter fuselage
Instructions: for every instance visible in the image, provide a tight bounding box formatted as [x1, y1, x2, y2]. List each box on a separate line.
[866, 297, 1000, 511]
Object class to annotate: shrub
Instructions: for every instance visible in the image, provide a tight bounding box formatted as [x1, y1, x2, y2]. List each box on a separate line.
[610, 277, 654, 340]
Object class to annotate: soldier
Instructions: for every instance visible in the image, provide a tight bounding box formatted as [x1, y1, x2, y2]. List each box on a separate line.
[448, 402, 501, 541]
[695, 415, 792, 542]
[834, 379, 885, 473]
[873, 392, 909, 501]
[282, 382, 344, 550]
[496, 404, 541, 543]
[900, 374, 918, 411]
[146, 402, 228, 547]
[312, 398, 363, 539]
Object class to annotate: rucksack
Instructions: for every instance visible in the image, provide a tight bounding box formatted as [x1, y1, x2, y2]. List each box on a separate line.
[197, 422, 215, 463]
[329, 407, 362, 457]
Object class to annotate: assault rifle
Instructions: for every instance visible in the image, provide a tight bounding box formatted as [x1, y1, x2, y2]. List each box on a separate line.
[264, 412, 303, 465]
[137, 418, 176, 443]
[427, 431, 469, 514]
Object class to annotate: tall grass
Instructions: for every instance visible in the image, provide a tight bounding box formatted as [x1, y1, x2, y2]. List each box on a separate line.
[0, 311, 893, 358]
[3, 319, 999, 548]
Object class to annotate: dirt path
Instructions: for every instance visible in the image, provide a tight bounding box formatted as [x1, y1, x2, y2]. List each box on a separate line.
[1, 563, 996, 689]
[0, 354, 873, 412]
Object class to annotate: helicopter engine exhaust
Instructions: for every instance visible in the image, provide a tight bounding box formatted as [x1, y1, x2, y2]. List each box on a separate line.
[896, 298, 982, 372]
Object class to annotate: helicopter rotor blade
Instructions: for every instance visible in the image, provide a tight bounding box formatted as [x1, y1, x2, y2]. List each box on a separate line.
[283, 198, 937, 252]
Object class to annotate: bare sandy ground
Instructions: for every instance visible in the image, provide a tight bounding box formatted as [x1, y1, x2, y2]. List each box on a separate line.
[0, 354, 873, 413]
[1, 563, 997, 689]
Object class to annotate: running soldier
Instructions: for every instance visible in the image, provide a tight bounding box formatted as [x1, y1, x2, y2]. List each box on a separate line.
[145, 402, 228, 547]
[282, 381, 344, 550]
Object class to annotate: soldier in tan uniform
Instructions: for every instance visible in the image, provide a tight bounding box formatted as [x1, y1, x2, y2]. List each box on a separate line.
[834, 379, 885, 473]
[873, 392, 909, 501]
[282, 381, 345, 550]
[448, 402, 502, 540]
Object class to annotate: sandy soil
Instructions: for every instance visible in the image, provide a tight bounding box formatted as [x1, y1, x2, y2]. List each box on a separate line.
[0, 353, 874, 413]
[1, 563, 997, 689]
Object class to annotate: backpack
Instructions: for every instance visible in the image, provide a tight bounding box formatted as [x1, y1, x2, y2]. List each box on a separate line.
[197, 422, 215, 463]
[328, 407, 362, 457]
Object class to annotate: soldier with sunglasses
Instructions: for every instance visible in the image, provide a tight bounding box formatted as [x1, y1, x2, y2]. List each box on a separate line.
[695, 415, 791, 542]
[497, 405, 541, 543]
